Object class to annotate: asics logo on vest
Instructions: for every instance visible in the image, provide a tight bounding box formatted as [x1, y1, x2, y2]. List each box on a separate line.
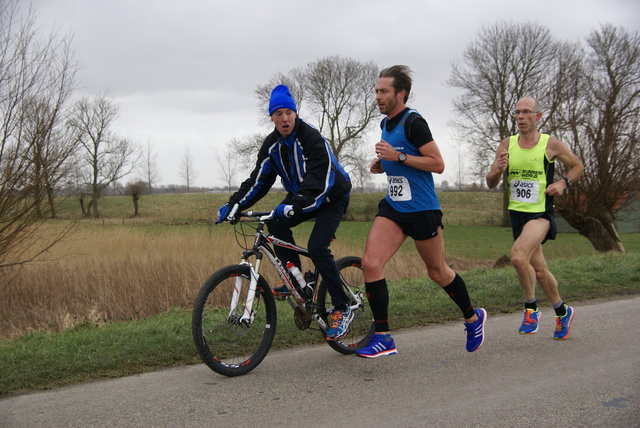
[512, 180, 535, 189]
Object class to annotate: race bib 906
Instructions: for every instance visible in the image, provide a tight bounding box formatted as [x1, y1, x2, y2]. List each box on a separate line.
[387, 176, 412, 201]
[510, 180, 539, 204]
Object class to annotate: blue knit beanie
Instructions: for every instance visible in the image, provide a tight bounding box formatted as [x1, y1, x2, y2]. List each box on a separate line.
[268, 84, 297, 115]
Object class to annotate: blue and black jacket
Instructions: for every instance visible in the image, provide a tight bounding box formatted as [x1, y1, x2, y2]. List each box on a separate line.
[228, 118, 351, 214]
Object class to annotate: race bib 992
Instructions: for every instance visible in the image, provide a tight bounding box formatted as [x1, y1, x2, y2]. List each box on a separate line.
[387, 176, 412, 201]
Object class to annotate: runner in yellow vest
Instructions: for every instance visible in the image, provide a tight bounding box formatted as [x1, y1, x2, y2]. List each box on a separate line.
[486, 97, 583, 340]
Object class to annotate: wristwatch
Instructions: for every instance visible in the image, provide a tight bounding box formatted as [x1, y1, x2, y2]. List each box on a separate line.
[562, 177, 572, 187]
[398, 152, 407, 163]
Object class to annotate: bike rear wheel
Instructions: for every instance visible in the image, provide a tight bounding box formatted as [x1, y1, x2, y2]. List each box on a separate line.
[317, 256, 374, 354]
[192, 264, 277, 376]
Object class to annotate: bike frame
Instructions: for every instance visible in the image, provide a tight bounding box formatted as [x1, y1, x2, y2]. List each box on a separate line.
[227, 210, 363, 333]
[229, 211, 322, 326]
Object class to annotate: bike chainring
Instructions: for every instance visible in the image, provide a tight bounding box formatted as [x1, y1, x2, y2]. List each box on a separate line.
[293, 306, 313, 330]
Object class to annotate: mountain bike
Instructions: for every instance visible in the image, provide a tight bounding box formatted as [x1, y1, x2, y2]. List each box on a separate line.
[192, 210, 374, 377]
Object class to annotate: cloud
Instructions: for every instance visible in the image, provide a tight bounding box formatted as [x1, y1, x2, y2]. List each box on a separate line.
[26, 0, 640, 187]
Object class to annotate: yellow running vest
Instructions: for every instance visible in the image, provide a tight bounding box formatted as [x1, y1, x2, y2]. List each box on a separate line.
[507, 134, 555, 213]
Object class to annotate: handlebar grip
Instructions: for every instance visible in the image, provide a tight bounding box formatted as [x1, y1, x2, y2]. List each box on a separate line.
[245, 210, 273, 217]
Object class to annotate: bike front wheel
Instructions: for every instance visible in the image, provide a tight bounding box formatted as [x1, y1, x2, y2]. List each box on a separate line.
[317, 256, 374, 354]
[192, 264, 277, 376]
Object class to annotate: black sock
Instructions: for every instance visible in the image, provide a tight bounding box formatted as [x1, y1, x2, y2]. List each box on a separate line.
[442, 273, 475, 320]
[525, 300, 538, 311]
[554, 301, 567, 317]
[365, 279, 389, 332]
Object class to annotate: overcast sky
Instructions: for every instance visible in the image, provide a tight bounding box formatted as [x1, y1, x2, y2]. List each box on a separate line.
[25, 0, 640, 188]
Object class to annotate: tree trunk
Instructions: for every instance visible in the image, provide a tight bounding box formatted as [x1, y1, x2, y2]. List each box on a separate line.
[91, 185, 100, 218]
[91, 197, 100, 218]
[561, 213, 625, 253]
[46, 188, 57, 219]
[78, 196, 86, 217]
[133, 195, 139, 216]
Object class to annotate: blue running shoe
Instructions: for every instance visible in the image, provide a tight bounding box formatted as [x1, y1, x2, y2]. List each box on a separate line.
[465, 308, 487, 352]
[519, 308, 541, 334]
[554, 305, 575, 340]
[271, 283, 290, 296]
[356, 334, 398, 358]
[326, 306, 354, 340]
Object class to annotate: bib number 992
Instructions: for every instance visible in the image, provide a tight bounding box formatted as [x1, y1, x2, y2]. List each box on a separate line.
[389, 185, 404, 198]
[387, 176, 412, 201]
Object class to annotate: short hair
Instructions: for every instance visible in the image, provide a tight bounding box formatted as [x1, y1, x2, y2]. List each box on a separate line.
[533, 99, 542, 113]
[379, 65, 412, 103]
[520, 97, 542, 113]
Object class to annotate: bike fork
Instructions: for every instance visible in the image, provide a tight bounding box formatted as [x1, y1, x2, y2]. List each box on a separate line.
[228, 260, 261, 325]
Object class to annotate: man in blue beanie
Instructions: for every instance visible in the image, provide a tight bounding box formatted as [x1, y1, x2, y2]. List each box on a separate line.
[216, 84, 355, 340]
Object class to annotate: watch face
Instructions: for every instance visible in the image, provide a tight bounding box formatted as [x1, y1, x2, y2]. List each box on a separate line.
[398, 153, 406, 163]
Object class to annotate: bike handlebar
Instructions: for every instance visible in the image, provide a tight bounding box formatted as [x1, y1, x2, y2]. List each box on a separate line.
[231, 209, 294, 223]
[245, 210, 273, 218]
[230, 210, 273, 223]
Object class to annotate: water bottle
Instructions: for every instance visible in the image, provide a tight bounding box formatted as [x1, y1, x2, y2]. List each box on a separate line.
[286, 262, 312, 298]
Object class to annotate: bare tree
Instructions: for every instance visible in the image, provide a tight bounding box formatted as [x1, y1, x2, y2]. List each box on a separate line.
[452, 141, 469, 190]
[227, 133, 266, 172]
[179, 146, 198, 193]
[67, 92, 139, 218]
[0, 0, 78, 269]
[141, 140, 159, 192]
[25, 97, 79, 219]
[553, 25, 640, 252]
[447, 21, 579, 225]
[126, 180, 147, 216]
[216, 143, 239, 191]
[347, 145, 374, 192]
[255, 55, 380, 175]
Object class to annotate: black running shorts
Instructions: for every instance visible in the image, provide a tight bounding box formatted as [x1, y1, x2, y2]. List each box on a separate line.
[375, 198, 443, 241]
[509, 210, 557, 244]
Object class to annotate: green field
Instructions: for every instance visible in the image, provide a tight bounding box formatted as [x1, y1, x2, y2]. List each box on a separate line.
[53, 190, 504, 226]
[52, 190, 640, 258]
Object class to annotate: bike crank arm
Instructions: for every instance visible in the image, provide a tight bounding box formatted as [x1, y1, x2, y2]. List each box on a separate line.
[312, 313, 329, 332]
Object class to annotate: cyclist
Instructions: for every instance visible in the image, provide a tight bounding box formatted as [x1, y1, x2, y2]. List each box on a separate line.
[216, 84, 354, 340]
[357, 65, 487, 358]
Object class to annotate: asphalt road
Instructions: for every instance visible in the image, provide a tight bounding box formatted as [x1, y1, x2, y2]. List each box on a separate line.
[1, 296, 639, 427]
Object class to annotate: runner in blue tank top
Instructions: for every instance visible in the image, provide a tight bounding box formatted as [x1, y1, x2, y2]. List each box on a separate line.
[356, 65, 487, 358]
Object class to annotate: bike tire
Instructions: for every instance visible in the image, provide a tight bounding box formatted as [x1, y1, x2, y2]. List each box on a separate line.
[192, 264, 277, 376]
[316, 256, 374, 354]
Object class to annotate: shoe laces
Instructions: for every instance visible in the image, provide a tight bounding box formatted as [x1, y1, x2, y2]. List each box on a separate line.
[555, 318, 562, 331]
[555, 316, 564, 331]
[465, 322, 479, 336]
[524, 309, 537, 325]
[330, 310, 343, 329]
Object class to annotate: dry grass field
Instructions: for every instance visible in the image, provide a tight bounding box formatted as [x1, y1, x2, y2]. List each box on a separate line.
[1, 223, 217, 339]
[0, 218, 437, 340]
